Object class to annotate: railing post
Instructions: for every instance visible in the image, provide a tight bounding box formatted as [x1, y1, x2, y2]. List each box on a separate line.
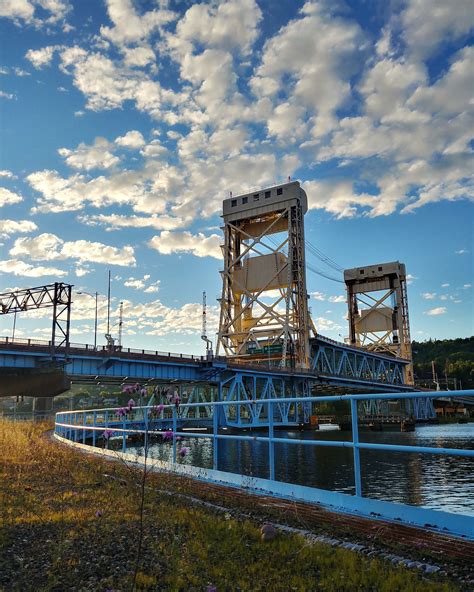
[122, 416, 126, 452]
[92, 411, 97, 447]
[213, 401, 218, 470]
[172, 406, 177, 464]
[268, 401, 275, 481]
[351, 398, 362, 496]
[82, 413, 86, 444]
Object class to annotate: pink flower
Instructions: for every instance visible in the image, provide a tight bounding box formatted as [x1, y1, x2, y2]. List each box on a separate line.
[95, 510, 103, 518]
[140, 387, 147, 397]
[179, 447, 189, 458]
[162, 430, 173, 441]
[103, 429, 113, 440]
[127, 398, 136, 411]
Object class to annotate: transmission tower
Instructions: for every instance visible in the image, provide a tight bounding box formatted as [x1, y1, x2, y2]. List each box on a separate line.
[217, 181, 312, 369]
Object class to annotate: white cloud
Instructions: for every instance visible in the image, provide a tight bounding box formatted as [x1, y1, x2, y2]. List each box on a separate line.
[25, 45, 59, 69]
[328, 295, 346, 303]
[140, 139, 167, 158]
[9, 233, 136, 266]
[421, 292, 436, 300]
[0, 188, 22, 207]
[117, 297, 219, 337]
[455, 249, 469, 255]
[0, 0, 70, 27]
[425, 307, 447, 316]
[78, 213, 185, 231]
[441, 283, 450, 288]
[58, 137, 120, 170]
[115, 130, 145, 149]
[315, 316, 342, 333]
[0, 219, 38, 238]
[463, 283, 472, 289]
[0, 170, 16, 179]
[311, 291, 326, 301]
[144, 280, 160, 294]
[402, 0, 474, 60]
[148, 231, 221, 259]
[0, 259, 66, 277]
[168, 0, 262, 59]
[122, 46, 156, 68]
[100, 0, 176, 46]
[0, 90, 15, 100]
[251, 2, 365, 140]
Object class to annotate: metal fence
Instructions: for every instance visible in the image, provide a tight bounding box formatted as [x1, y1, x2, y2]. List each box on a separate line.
[55, 391, 474, 500]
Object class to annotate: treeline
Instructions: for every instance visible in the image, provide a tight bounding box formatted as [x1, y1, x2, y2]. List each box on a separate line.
[412, 336, 474, 388]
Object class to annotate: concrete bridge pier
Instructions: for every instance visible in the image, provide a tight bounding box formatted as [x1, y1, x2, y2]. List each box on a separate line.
[33, 396, 54, 417]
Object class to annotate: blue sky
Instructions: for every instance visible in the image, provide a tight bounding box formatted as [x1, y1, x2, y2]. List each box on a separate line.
[0, 0, 472, 354]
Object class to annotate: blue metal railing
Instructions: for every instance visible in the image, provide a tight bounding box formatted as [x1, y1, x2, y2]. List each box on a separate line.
[55, 391, 474, 500]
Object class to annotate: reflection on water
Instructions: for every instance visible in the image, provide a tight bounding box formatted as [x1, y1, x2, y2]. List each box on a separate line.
[129, 423, 474, 515]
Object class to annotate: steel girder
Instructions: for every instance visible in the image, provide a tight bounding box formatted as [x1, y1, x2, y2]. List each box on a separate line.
[311, 341, 406, 386]
[219, 371, 311, 428]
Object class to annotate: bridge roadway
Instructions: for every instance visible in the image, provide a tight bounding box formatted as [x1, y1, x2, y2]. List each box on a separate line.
[0, 334, 410, 391]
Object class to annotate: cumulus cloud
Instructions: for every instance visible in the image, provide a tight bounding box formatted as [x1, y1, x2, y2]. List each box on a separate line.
[115, 130, 145, 149]
[148, 231, 221, 259]
[0, 188, 22, 207]
[402, 0, 474, 60]
[0, 259, 66, 277]
[10, 233, 136, 266]
[100, 0, 176, 46]
[0, 219, 38, 238]
[78, 213, 184, 231]
[58, 137, 120, 170]
[118, 297, 219, 337]
[0, 170, 16, 179]
[421, 292, 436, 300]
[455, 249, 469, 255]
[25, 45, 59, 69]
[1, 0, 70, 27]
[425, 307, 447, 316]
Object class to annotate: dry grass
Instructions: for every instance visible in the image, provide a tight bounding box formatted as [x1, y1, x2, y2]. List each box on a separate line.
[0, 419, 461, 591]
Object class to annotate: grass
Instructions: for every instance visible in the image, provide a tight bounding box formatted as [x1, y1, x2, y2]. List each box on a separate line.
[0, 419, 462, 592]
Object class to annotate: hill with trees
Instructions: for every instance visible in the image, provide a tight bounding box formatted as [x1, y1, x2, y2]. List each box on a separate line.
[412, 336, 474, 389]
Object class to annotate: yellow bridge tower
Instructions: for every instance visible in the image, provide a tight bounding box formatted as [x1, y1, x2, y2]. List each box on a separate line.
[217, 181, 313, 369]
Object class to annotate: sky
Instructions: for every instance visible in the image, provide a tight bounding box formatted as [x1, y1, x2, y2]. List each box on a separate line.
[0, 0, 472, 355]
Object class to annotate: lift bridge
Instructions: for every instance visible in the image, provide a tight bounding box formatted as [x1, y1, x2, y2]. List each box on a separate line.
[0, 181, 435, 424]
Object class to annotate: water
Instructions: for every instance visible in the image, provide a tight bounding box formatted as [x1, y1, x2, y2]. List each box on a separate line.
[127, 423, 474, 515]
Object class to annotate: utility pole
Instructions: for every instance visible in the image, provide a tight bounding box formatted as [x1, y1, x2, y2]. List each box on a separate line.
[106, 270, 111, 336]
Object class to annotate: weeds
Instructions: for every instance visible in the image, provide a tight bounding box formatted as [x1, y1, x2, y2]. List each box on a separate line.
[0, 419, 460, 591]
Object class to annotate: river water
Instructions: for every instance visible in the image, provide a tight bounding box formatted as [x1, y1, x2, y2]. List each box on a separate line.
[129, 423, 474, 515]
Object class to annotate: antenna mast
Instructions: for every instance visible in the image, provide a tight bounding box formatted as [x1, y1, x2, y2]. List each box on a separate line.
[201, 291, 213, 357]
[118, 301, 123, 348]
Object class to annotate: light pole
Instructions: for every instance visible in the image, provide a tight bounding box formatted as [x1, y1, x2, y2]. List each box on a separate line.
[77, 291, 99, 349]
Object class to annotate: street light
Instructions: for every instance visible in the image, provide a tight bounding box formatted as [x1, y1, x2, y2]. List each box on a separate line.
[77, 291, 99, 349]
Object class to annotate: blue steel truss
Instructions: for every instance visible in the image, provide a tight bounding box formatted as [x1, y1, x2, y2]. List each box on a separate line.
[0, 336, 441, 422]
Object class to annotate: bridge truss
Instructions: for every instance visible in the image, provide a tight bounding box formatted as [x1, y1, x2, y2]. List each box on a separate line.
[0, 283, 72, 359]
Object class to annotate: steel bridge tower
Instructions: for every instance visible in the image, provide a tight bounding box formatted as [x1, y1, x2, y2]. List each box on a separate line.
[344, 261, 414, 385]
[217, 181, 312, 369]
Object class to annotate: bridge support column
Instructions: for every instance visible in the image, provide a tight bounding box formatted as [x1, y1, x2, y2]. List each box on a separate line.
[33, 396, 53, 418]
